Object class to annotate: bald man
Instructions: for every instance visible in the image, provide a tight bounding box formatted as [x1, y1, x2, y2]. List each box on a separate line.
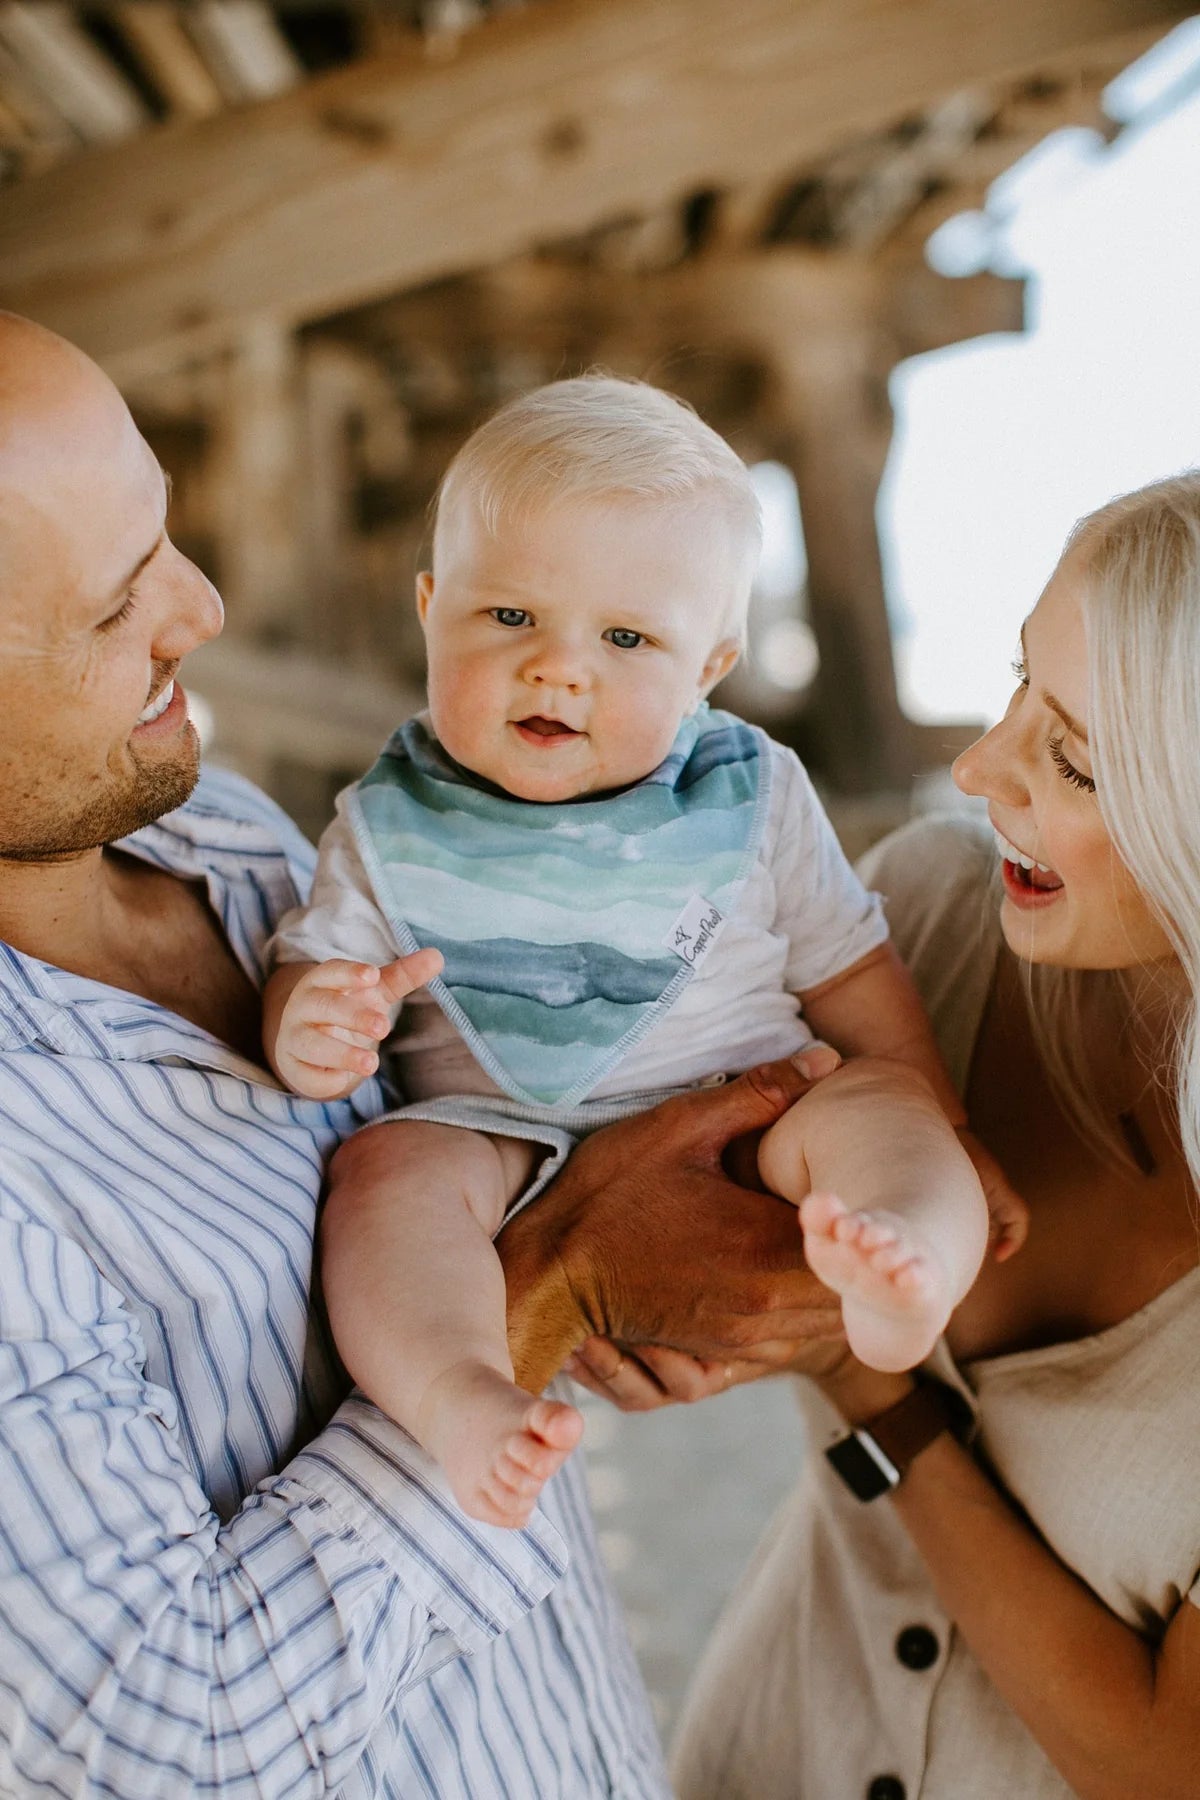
[0, 314, 835, 1798]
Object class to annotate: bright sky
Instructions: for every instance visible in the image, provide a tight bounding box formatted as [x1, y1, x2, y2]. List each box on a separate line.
[880, 16, 1200, 726]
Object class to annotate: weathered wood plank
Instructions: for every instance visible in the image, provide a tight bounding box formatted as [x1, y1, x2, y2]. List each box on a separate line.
[0, 0, 1183, 368]
[0, 2, 145, 143]
[185, 1, 302, 104]
[112, 4, 224, 120]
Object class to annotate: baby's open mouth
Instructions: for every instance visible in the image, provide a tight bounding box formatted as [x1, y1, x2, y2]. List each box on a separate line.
[513, 716, 582, 742]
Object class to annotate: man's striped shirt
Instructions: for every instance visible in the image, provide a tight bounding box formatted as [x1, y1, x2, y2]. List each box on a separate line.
[0, 766, 667, 1799]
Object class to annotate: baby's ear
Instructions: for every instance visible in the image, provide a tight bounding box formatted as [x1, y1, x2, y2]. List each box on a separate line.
[415, 570, 434, 622]
[698, 636, 741, 698]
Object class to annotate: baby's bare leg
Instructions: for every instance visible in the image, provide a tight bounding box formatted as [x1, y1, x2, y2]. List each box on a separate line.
[757, 1061, 988, 1371]
[321, 1120, 582, 1527]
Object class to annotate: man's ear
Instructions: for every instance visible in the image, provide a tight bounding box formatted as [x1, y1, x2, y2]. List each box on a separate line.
[698, 636, 741, 699]
[416, 570, 434, 624]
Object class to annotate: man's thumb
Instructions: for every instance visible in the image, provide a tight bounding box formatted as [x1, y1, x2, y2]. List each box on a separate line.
[698, 1046, 842, 1141]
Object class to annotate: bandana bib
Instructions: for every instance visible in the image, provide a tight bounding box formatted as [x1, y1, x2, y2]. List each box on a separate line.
[347, 706, 772, 1106]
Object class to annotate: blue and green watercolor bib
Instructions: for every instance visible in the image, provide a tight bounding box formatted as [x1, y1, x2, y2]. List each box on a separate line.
[347, 705, 773, 1106]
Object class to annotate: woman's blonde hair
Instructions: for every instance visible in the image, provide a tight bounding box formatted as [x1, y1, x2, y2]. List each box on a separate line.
[431, 373, 762, 638]
[1030, 472, 1200, 1183]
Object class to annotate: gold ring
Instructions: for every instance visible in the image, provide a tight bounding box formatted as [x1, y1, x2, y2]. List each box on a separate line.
[608, 1352, 625, 1381]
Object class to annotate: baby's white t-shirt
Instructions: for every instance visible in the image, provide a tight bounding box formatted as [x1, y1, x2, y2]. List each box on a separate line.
[271, 737, 887, 1104]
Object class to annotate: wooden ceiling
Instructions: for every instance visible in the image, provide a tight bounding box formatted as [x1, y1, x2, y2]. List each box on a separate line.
[0, 1, 1190, 376]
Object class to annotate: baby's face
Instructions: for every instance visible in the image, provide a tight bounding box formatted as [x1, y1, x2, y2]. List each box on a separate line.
[417, 496, 745, 802]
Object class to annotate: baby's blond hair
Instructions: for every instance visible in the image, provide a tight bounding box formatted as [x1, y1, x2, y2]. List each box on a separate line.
[432, 374, 762, 639]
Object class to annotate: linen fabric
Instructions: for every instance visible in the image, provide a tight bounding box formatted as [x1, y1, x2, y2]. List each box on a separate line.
[671, 812, 1200, 1800]
[0, 767, 667, 1799]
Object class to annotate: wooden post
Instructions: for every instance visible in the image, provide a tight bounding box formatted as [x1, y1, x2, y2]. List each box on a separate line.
[208, 319, 306, 646]
[775, 338, 912, 794]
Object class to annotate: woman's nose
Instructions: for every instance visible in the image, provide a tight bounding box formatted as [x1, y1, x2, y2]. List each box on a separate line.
[952, 712, 1026, 806]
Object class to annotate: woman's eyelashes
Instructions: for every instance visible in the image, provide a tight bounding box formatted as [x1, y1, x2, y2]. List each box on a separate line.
[1048, 735, 1097, 794]
[1011, 653, 1095, 793]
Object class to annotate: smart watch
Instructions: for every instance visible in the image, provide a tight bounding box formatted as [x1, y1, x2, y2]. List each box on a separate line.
[824, 1380, 966, 1501]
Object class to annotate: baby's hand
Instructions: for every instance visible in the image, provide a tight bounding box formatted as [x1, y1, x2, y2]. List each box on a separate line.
[275, 950, 444, 1100]
[958, 1125, 1029, 1261]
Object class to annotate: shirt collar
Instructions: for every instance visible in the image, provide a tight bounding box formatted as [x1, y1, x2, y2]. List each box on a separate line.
[0, 780, 303, 1065]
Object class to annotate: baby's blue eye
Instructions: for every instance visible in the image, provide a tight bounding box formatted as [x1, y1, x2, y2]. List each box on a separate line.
[605, 628, 644, 651]
[491, 608, 531, 628]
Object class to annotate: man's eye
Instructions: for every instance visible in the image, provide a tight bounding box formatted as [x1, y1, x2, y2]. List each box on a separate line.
[604, 628, 644, 651]
[490, 608, 531, 628]
[98, 588, 140, 633]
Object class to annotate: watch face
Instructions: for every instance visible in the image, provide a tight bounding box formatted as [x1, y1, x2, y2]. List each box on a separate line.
[825, 1432, 898, 1501]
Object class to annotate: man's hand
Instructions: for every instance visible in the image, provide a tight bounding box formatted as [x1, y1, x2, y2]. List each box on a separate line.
[562, 1334, 850, 1413]
[496, 1052, 846, 1393]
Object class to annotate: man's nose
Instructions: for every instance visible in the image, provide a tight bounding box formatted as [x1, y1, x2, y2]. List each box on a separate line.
[150, 544, 225, 661]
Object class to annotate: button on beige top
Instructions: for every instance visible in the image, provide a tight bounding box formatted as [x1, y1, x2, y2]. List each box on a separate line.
[672, 815, 1200, 1800]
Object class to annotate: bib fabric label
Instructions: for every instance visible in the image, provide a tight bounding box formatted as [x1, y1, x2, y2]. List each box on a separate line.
[665, 896, 726, 969]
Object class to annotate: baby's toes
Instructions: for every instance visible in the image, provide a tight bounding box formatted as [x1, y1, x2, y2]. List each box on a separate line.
[528, 1398, 584, 1453]
[889, 1254, 940, 1295]
[478, 1475, 536, 1528]
[799, 1191, 849, 1240]
[861, 1234, 919, 1277]
[493, 1446, 545, 1496]
[832, 1209, 898, 1252]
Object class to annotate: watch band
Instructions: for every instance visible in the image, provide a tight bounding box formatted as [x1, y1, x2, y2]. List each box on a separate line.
[824, 1380, 963, 1501]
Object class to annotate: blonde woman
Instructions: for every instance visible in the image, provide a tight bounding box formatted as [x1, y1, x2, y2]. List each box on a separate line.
[581, 474, 1200, 1798]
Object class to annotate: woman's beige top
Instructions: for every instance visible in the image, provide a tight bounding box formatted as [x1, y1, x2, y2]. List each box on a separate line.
[671, 814, 1200, 1800]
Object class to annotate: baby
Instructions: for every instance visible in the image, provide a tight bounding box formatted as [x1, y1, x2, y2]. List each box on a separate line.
[265, 376, 1008, 1528]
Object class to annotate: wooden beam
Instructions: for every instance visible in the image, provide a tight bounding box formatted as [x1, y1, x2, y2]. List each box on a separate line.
[0, 2, 145, 144]
[111, 4, 224, 120]
[184, 2, 302, 105]
[0, 36, 77, 153]
[0, 0, 1186, 369]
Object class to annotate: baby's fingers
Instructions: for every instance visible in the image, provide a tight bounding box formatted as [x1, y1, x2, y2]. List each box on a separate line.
[282, 1058, 372, 1102]
[376, 947, 444, 1004]
[289, 981, 391, 1041]
[302, 958, 390, 994]
[283, 1022, 380, 1078]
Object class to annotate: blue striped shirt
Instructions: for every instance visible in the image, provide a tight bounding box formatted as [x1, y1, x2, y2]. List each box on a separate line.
[0, 766, 667, 1799]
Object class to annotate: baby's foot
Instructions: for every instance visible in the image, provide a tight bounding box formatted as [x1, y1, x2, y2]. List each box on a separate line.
[799, 1192, 953, 1372]
[418, 1362, 583, 1528]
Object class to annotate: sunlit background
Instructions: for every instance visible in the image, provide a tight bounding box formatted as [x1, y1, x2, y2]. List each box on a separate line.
[742, 21, 1200, 738]
[887, 17, 1200, 726]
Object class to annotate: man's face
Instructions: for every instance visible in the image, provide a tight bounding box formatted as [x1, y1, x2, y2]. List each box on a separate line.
[0, 335, 223, 860]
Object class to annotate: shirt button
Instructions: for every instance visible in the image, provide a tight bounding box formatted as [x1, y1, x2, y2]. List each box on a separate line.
[894, 1624, 939, 1670]
[867, 1779, 906, 1800]
[695, 1071, 727, 1087]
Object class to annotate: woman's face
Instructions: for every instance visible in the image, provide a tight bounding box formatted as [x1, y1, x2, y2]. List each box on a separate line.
[952, 551, 1176, 970]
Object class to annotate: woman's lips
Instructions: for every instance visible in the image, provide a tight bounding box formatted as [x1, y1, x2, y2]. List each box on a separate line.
[512, 716, 581, 747]
[1000, 853, 1065, 908]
